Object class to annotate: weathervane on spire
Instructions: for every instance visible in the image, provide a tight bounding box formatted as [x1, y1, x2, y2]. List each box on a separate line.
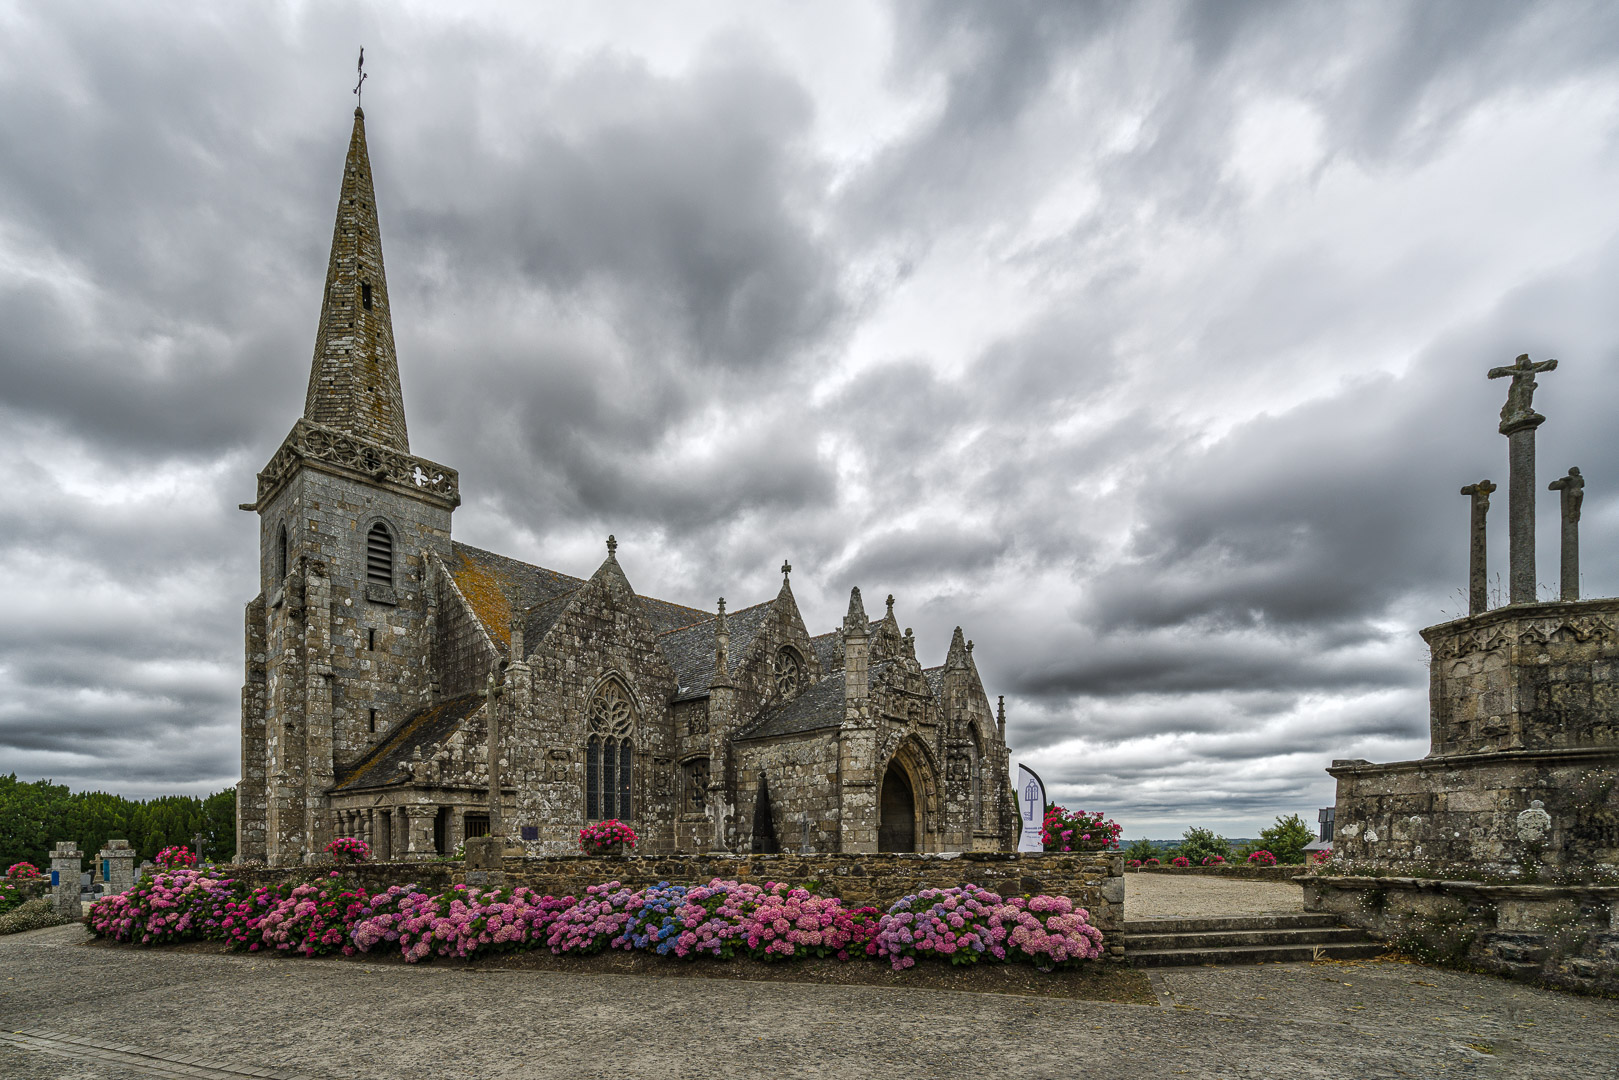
[354, 48, 367, 107]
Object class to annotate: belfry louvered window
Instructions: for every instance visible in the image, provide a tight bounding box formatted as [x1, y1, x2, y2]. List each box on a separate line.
[585, 680, 635, 820]
[366, 522, 393, 587]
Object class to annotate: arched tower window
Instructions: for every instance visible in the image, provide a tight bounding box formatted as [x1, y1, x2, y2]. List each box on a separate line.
[585, 680, 635, 820]
[366, 522, 393, 587]
[775, 647, 802, 698]
[276, 524, 289, 580]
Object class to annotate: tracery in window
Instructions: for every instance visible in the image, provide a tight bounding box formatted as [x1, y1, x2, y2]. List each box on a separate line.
[775, 647, 801, 698]
[585, 680, 635, 820]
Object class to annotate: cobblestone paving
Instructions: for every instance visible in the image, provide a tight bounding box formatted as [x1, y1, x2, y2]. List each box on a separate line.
[1126, 872, 1306, 918]
[4, 923, 1616, 1079]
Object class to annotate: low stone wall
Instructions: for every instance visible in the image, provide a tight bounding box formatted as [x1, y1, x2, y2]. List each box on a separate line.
[1304, 875, 1619, 994]
[1127, 865, 1312, 882]
[226, 852, 1123, 944]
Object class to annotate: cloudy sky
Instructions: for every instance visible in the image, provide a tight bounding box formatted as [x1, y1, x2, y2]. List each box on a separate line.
[4, 1, 1618, 837]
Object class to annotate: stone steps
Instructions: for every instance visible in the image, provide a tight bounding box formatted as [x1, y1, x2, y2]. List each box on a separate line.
[1123, 913, 1383, 967]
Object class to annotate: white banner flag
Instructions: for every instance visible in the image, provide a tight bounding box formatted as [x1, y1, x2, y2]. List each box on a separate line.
[1015, 763, 1046, 853]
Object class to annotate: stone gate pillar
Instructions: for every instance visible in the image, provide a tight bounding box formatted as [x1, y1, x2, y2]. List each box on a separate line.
[97, 839, 136, 895]
[49, 841, 82, 918]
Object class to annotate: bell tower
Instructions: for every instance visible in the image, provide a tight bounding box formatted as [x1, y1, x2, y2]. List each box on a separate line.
[238, 107, 460, 866]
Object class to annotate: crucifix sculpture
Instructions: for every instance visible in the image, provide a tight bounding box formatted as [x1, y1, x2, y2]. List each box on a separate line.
[1459, 480, 1496, 616]
[1548, 467, 1584, 601]
[1486, 354, 1558, 604]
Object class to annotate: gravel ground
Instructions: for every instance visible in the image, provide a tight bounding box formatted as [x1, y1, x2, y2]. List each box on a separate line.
[5, 921, 1618, 1079]
[1126, 871, 1305, 918]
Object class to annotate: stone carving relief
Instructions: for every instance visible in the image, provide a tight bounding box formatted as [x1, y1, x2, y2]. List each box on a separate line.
[546, 748, 570, 782]
[1516, 800, 1553, 844]
[257, 419, 460, 505]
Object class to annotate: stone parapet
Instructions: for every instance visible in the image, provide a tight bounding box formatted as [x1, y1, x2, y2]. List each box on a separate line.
[1127, 864, 1313, 882]
[1420, 597, 1619, 756]
[1328, 747, 1619, 875]
[1304, 875, 1619, 994]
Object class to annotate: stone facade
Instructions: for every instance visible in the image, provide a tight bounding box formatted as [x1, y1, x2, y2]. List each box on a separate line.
[236, 109, 1018, 866]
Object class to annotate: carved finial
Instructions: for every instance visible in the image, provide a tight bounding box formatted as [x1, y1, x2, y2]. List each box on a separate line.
[846, 586, 866, 619]
[967, 640, 974, 654]
[781, 559, 792, 580]
[885, 594, 895, 617]
[353, 48, 367, 109]
[717, 597, 727, 620]
[606, 534, 618, 558]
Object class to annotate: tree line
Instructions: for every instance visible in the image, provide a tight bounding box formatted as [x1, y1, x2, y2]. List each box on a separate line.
[1123, 814, 1318, 865]
[0, 774, 236, 869]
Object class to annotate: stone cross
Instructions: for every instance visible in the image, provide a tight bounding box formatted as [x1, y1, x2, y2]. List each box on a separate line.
[1487, 354, 1558, 603]
[606, 534, 617, 558]
[781, 559, 791, 581]
[1548, 467, 1584, 601]
[484, 666, 505, 839]
[353, 48, 367, 107]
[1459, 480, 1496, 616]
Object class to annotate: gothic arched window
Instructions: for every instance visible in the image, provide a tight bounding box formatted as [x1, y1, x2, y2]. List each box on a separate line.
[366, 522, 393, 587]
[775, 647, 802, 698]
[585, 680, 635, 820]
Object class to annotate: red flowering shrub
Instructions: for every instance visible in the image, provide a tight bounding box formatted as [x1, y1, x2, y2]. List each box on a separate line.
[325, 837, 371, 864]
[155, 846, 198, 869]
[1201, 856, 1225, 866]
[1144, 858, 1161, 866]
[6, 862, 42, 880]
[1127, 859, 1143, 868]
[1170, 856, 1191, 868]
[1040, 806, 1122, 852]
[1247, 850, 1278, 867]
[579, 820, 637, 854]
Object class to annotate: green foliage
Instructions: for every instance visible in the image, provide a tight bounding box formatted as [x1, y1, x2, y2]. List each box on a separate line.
[0, 897, 71, 936]
[1257, 814, 1315, 864]
[1176, 826, 1231, 864]
[1123, 838, 1158, 863]
[0, 774, 237, 869]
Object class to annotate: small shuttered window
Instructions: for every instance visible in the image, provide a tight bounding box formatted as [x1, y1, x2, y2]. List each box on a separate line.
[366, 522, 393, 587]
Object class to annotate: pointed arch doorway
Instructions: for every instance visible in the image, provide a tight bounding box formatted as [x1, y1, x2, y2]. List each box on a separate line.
[878, 764, 917, 853]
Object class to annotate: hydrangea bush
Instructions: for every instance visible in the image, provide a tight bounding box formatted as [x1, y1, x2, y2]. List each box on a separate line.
[89, 874, 1107, 974]
[1247, 850, 1278, 866]
[1201, 856, 1225, 866]
[6, 862, 41, 880]
[1170, 856, 1191, 868]
[873, 886, 1105, 971]
[579, 820, 638, 855]
[87, 868, 237, 944]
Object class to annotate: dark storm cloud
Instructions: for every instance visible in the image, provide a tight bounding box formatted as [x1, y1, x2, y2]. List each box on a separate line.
[3, 1, 1618, 832]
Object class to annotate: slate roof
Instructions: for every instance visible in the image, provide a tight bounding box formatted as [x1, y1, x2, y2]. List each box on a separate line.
[808, 630, 841, 673]
[923, 665, 945, 697]
[331, 693, 484, 792]
[735, 659, 908, 741]
[446, 541, 711, 650]
[661, 599, 774, 700]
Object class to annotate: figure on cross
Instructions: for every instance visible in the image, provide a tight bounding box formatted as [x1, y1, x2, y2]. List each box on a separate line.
[1487, 353, 1557, 434]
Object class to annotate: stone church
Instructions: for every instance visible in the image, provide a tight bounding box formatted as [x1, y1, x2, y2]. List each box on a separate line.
[235, 108, 1017, 865]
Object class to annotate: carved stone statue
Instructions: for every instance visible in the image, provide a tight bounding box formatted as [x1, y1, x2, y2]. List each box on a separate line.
[1487, 353, 1558, 434]
[1549, 467, 1585, 601]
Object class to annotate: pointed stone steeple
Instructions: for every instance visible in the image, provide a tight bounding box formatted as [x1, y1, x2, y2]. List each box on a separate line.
[304, 108, 409, 452]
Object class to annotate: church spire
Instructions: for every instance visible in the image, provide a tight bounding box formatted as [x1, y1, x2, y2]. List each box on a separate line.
[303, 106, 409, 452]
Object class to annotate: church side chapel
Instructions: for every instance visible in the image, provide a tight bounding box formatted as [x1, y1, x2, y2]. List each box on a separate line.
[235, 107, 1017, 866]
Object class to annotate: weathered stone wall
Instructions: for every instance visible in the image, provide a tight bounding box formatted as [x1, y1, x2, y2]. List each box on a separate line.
[250, 456, 452, 866]
[237, 595, 268, 863]
[1330, 748, 1619, 877]
[1423, 599, 1619, 756]
[226, 852, 1123, 937]
[734, 731, 842, 852]
[510, 558, 681, 855]
[1304, 875, 1619, 994]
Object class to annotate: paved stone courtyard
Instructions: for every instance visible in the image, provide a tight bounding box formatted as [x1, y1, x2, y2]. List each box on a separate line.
[4, 910, 1617, 1080]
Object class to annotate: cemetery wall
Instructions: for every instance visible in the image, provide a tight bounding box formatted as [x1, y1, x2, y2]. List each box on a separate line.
[1304, 875, 1619, 994]
[1127, 864, 1311, 882]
